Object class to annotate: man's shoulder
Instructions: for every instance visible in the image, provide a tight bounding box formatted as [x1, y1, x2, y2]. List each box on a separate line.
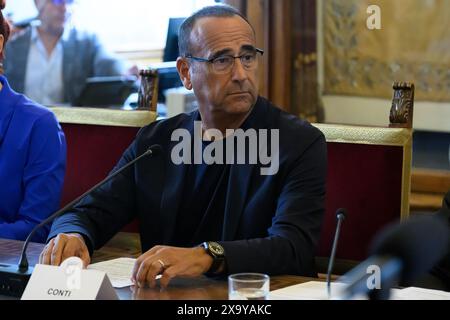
[6, 27, 31, 48]
[137, 111, 196, 140]
[259, 97, 324, 143]
[64, 28, 100, 46]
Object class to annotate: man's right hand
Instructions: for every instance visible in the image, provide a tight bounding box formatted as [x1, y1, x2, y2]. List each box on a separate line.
[39, 233, 91, 268]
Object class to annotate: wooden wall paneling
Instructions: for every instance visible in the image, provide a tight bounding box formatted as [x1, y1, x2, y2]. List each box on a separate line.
[246, 0, 269, 99]
[268, 0, 292, 111]
[223, 0, 294, 112]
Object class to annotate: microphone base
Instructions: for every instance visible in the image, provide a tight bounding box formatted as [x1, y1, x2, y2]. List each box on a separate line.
[0, 264, 33, 298]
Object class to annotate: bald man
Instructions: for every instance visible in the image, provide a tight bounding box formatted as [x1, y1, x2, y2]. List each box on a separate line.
[39, 5, 327, 289]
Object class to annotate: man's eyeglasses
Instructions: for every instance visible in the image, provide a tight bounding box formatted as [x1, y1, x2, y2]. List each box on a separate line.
[51, 0, 75, 5]
[186, 48, 264, 74]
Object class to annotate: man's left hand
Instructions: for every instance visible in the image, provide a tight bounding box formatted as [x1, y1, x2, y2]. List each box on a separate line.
[131, 245, 213, 288]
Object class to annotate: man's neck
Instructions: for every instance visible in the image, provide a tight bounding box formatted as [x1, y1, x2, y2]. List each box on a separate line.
[37, 27, 63, 57]
[200, 107, 254, 137]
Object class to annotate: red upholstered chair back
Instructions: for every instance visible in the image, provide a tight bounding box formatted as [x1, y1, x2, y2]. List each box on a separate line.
[60, 123, 139, 207]
[60, 123, 142, 233]
[313, 124, 412, 269]
[52, 107, 157, 233]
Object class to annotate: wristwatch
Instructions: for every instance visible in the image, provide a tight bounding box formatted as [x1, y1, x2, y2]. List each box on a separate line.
[201, 241, 225, 275]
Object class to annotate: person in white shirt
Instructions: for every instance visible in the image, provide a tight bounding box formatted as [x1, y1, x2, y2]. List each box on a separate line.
[3, 0, 137, 105]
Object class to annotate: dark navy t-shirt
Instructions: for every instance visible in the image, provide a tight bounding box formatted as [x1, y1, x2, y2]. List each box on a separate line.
[173, 140, 230, 247]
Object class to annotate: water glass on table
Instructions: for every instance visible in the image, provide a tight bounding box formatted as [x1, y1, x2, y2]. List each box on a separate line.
[228, 273, 270, 300]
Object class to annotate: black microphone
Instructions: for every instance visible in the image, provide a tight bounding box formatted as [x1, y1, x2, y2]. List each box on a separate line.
[0, 144, 162, 297]
[338, 215, 449, 300]
[326, 208, 347, 298]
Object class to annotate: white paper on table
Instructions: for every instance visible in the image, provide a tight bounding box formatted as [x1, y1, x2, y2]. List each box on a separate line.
[87, 258, 136, 288]
[390, 287, 450, 300]
[269, 281, 450, 300]
[87, 257, 163, 288]
[269, 281, 350, 300]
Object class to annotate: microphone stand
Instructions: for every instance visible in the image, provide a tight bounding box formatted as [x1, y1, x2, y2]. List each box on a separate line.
[0, 145, 161, 297]
[326, 208, 347, 299]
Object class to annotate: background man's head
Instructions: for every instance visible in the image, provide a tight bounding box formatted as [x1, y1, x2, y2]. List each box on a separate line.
[177, 5, 261, 119]
[34, 0, 73, 36]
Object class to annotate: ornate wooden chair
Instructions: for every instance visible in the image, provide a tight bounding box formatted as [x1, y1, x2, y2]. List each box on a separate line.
[314, 82, 414, 274]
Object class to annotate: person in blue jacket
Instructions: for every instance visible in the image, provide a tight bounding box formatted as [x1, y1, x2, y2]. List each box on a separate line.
[0, 1, 66, 242]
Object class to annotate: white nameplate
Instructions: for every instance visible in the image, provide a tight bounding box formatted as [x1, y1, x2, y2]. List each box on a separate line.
[21, 257, 118, 300]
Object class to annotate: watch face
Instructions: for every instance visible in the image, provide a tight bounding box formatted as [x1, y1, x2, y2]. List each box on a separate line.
[209, 242, 224, 256]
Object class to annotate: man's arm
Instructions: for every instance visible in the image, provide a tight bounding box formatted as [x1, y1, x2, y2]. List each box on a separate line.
[47, 139, 139, 253]
[0, 112, 66, 242]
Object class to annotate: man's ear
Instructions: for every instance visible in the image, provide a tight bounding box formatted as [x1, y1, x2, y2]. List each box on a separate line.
[176, 57, 193, 90]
